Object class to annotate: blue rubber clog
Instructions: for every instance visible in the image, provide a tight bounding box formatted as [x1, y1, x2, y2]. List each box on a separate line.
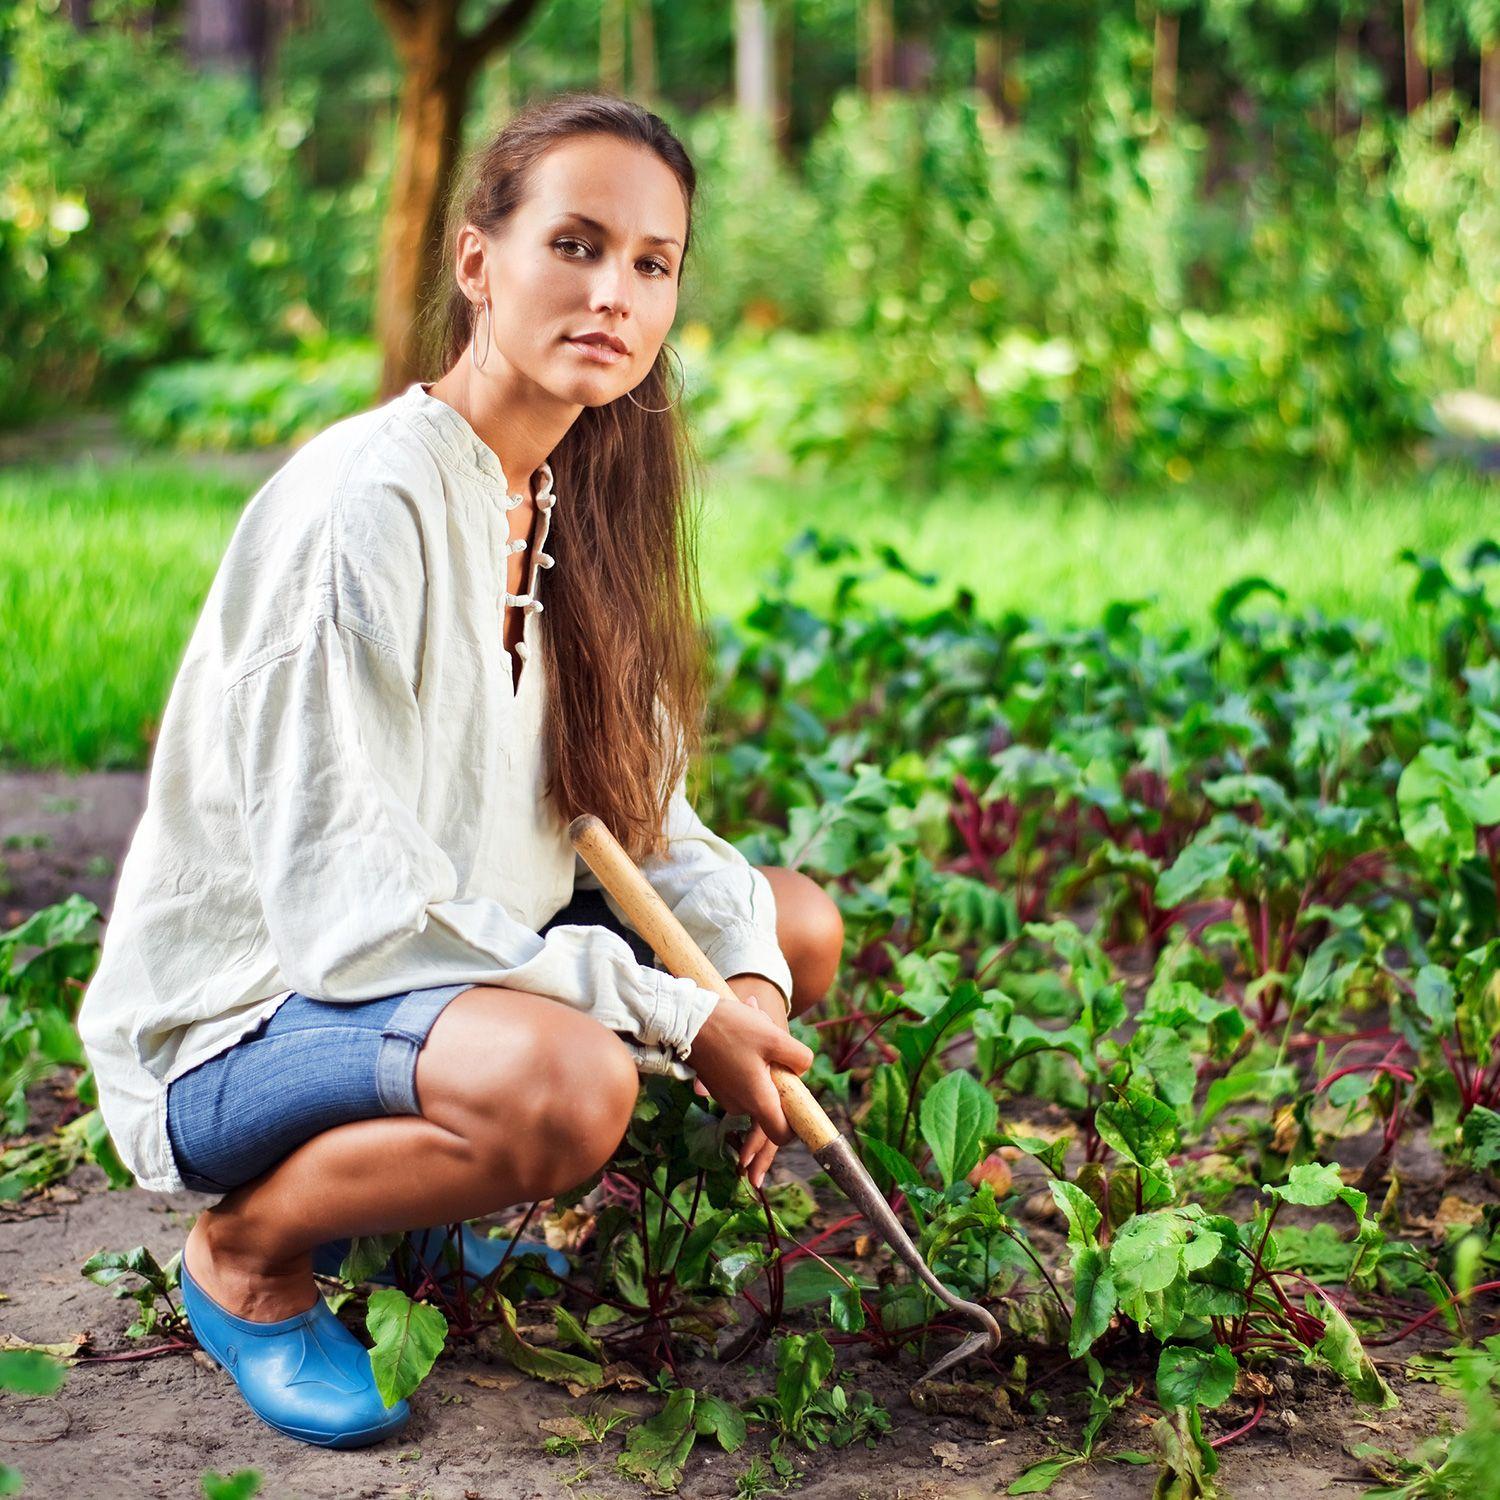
[312, 1223, 570, 1294]
[180, 1254, 410, 1448]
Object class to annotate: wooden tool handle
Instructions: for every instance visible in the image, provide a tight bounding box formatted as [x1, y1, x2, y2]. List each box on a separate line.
[568, 813, 839, 1151]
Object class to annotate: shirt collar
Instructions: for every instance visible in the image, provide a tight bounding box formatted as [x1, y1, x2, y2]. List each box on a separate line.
[402, 382, 556, 505]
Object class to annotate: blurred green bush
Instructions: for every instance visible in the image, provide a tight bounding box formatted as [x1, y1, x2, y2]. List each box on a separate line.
[122, 342, 379, 450]
[0, 0, 383, 422]
[3, 1, 1496, 485]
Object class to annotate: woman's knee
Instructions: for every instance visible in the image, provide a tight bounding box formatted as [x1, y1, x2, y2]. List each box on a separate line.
[756, 866, 844, 1014]
[416, 987, 637, 1183]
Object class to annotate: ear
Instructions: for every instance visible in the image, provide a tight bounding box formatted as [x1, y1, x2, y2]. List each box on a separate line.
[453, 223, 489, 307]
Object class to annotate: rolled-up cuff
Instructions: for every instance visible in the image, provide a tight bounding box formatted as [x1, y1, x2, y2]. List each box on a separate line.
[624, 1037, 697, 1080]
[698, 922, 794, 1010]
[638, 969, 721, 1059]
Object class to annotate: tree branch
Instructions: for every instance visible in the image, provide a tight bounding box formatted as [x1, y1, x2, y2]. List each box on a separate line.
[463, 0, 546, 67]
[371, 0, 423, 45]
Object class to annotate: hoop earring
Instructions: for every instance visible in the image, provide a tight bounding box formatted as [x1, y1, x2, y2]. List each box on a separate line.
[470, 297, 491, 372]
[624, 342, 686, 413]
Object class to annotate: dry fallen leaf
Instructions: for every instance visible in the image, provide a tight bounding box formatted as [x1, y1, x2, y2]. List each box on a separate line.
[539, 1415, 592, 1443]
[600, 1361, 651, 1392]
[542, 1206, 597, 1253]
[0, 1332, 88, 1363]
[930, 1440, 968, 1471]
[1433, 1194, 1485, 1232]
[464, 1372, 521, 1392]
[909, 1379, 1016, 1430]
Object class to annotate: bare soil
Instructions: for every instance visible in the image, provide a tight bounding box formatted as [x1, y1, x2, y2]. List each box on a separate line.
[0, 772, 1470, 1499]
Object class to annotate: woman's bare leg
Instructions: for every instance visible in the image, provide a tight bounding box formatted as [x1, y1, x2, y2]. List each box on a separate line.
[182, 987, 639, 1322]
[754, 864, 845, 1017]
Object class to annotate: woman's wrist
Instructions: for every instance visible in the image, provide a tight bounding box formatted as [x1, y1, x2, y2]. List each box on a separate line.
[726, 972, 792, 1023]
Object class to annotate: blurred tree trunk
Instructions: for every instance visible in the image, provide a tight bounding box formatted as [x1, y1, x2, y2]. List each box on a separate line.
[1152, 7, 1178, 127]
[893, 35, 934, 91]
[974, 0, 1004, 125]
[773, 0, 794, 156]
[600, 0, 625, 93]
[373, 0, 546, 398]
[1484, 42, 1499, 130]
[1402, 0, 1427, 112]
[630, 0, 657, 103]
[735, 0, 775, 127]
[65, 0, 93, 29]
[1334, 21, 1359, 136]
[860, 0, 894, 97]
[185, 0, 272, 95]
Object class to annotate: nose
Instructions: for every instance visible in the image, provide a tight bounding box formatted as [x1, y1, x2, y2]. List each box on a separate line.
[589, 256, 632, 321]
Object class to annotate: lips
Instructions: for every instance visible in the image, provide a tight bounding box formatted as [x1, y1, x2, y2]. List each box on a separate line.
[565, 335, 627, 366]
[570, 331, 628, 354]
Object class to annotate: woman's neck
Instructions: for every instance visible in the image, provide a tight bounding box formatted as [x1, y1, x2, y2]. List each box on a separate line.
[427, 359, 581, 501]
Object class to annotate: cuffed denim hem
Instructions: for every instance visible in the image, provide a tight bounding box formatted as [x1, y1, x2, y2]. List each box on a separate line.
[374, 982, 475, 1114]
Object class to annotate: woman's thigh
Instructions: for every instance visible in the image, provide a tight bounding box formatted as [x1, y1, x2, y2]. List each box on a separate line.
[412, 987, 641, 1169]
[166, 888, 651, 1195]
[165, 982, 474, 1194]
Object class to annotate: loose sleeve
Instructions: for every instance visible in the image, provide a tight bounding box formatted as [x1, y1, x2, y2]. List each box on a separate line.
[220, 613, 720, 1061]
[580, 761, 795, 1010]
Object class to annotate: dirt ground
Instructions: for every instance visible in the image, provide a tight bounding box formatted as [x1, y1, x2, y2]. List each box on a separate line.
[0, 771, 1472, 1499]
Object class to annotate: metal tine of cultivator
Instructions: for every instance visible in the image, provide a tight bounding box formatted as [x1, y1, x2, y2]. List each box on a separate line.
[811, 1135, 1003, 1382]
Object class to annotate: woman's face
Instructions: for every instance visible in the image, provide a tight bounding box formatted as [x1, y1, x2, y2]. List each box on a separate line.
[470, 134, 688, 408]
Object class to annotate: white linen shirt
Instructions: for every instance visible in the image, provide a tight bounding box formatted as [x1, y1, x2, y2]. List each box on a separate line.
[77, 381, 794, 1195]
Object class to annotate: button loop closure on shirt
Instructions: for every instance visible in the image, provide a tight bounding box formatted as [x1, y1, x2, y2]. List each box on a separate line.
[502, 465, 557, 666]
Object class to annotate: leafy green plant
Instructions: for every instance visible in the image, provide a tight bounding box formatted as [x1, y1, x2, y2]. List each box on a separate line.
[1, 895, 131, 1198]
[1005, 1354, 1150, 1494]
[614, 1384, 747, 1493]
[741, 1333, 890, 1452]
[80, 1243, 189, 1342]
[0, 1349, 67, 1497]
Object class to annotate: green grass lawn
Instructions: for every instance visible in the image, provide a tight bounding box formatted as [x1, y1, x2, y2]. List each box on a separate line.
[2, 450, 1494, 770]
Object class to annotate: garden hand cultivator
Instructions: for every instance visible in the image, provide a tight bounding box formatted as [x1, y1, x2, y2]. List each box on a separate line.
[568, 814, 1003, 1384]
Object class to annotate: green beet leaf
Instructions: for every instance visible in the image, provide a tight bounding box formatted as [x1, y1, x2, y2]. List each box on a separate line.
[1110, 1213, 1190, 1297]
[365, 1287, 447, 1407]
[1155, 838, 1236, 910]
[1049, 1179, 1102, 1248]
[492, 1293, 602, 1392]
[1462, 1105, 1500, 1171]
[692, 1392, 747, 1452]
[1156, 1344, 1237, 1411]
[919, 1069, 998, 1187]
[0, 1350, 67, 1397]
[1269, 1162, 1368, 1221]
[1312, 1296, 1397, 1409]
[617, 1387, 699, 1493]
[1008, 1455, 1077, 1493]
[829, 1281, 867, 1333]
[338, 1232, 403, 1286]
[1068, 1246, 1116, 1358]
[1096, 1087, 1180, 1167]
[775, 1331, 835, 1432]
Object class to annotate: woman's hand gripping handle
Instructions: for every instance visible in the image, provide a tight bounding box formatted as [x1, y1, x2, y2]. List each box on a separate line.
[566, 815, 826, 1173]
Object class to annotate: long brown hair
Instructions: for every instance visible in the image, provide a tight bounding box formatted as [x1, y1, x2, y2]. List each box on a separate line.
[421, 93, 707, 864]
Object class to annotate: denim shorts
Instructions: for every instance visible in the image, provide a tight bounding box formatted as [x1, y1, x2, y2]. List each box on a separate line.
[165, 887, 655, 1195]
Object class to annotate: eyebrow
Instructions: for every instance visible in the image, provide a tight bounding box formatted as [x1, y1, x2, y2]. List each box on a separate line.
[553, 212, 681, 251]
